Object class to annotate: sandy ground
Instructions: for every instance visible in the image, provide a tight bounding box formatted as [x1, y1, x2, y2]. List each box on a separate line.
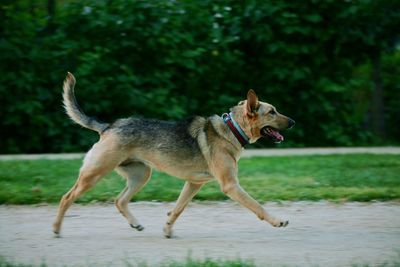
[1, 201, 399, 267]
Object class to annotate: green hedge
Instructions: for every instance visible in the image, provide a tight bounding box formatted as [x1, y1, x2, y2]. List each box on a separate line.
[1, 0, 399, 153]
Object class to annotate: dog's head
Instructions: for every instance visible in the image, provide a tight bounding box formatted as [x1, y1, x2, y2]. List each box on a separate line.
[230, 89, 295, 143]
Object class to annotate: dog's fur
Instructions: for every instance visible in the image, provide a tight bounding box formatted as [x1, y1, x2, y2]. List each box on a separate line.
[53, 72, 295, 238]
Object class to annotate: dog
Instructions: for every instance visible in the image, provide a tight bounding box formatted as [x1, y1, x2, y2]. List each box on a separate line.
[53, 72, 295, 238]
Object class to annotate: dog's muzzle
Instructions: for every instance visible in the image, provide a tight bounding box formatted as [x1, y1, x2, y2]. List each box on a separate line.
[261, 118, 295, 143]
[261, 126, 284, 143]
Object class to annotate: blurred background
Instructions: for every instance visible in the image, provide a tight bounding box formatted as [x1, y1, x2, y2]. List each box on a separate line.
[1, 0, 399, 154]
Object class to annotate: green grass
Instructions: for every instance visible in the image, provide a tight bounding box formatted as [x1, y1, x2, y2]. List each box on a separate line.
[0, 154, 399, 204]
[0, 257, 255, 267]
[146, 257, 255, 267]
[2, 256, 400, 267]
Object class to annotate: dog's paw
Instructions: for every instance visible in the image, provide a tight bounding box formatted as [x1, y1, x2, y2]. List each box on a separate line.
[271, 219, 289, 228]
[130, 224, 145, 231]
[52, 224, 61, 237]
[53, 230, 61, 238]
[52, 222, 61, 236]
[163, 225, 173, 238]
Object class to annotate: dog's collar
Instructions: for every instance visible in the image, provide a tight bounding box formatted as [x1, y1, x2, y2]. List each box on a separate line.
[222, 112, 249, 147]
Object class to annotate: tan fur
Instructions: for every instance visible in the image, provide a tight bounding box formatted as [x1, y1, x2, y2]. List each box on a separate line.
[53, 73, 294, 238]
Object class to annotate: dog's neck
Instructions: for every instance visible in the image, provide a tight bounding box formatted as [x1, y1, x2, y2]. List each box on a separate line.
[222, 112, 250, 147]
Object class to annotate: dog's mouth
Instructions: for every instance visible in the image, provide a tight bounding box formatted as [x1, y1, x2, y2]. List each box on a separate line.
[261, 126, 284, 143]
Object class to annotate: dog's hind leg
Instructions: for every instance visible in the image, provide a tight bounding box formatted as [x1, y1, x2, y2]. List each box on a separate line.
[52, 143, 122, 236]
[115, 162, 151, 231]
[163, 182, 203, 238]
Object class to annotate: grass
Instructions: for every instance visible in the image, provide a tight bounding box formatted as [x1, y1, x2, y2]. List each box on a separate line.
[0, 256, 255, 267]
[145, 257, 255, 267]
[0, 154, 399, 204]
[2, 256, 400, 267]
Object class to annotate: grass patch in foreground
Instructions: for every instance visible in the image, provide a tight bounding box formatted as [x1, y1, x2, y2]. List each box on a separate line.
[0, 257, 255, 267]
[147, 257, 255, 267]
[2, 256, 400, 267]
[0, 154, 399, 204]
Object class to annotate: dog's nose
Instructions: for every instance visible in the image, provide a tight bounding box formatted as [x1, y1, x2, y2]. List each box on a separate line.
[287, 118, 295, 129]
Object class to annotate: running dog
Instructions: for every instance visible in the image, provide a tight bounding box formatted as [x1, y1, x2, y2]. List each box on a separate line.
[53, 72, 295, 238]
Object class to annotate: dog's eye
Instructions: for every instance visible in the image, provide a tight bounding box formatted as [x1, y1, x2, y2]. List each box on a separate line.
[269, 110, 276, 115]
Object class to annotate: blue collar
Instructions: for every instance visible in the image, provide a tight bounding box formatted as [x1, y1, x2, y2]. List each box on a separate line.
[222, 112, 250, 146]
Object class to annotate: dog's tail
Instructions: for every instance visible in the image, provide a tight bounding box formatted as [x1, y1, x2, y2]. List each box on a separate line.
[62, 72, 109, 134]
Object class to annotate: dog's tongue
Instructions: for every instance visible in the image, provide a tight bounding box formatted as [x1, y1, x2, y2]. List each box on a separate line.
[270, 129, 284, 142]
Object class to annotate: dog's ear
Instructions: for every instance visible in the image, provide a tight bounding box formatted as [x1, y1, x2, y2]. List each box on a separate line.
[246, 89, 259, 117]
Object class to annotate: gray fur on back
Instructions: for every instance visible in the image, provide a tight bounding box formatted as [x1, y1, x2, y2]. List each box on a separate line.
[110, 117, 204, 158]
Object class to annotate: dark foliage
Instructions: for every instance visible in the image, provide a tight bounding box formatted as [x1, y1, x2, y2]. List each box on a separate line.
[0, 0, 399, 153]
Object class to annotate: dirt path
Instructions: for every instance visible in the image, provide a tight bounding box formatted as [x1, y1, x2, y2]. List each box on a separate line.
[1, 202, 399, 266]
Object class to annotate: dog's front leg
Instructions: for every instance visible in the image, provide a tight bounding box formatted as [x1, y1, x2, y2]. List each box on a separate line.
[213, 160, 288, 228]
[221, 182, 288, 227]
[163, 181, 203, 238]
